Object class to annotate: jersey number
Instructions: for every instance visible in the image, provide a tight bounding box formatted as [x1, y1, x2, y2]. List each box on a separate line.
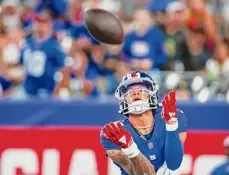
[24, 50, 47, 77]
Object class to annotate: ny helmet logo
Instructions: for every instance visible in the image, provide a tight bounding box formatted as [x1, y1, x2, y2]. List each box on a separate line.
[131, 72, 138, 77]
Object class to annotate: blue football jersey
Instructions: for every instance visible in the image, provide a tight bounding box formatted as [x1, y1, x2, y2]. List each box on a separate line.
[20, 36, 66, 96]
[100, 105, 188, 174]
[122, 26, 167, 69]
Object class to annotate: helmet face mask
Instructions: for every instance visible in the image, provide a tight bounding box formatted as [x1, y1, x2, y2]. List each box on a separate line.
[115, 71, 159, 115]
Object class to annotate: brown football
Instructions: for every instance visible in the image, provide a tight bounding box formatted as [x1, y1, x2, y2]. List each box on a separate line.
[84, 8, 124, 45]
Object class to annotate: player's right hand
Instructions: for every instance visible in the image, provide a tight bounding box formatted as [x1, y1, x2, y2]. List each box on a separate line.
[102, 122, 133, 149]
[162, 90, 179, 131]
[161, 90, 177, 123]
[102, 121, 140, 158]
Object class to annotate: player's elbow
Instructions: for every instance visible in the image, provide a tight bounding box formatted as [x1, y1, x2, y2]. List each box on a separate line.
[166, 153, 183, 170]
[167, 163, 181, 171]
[166, 159, 182, 171]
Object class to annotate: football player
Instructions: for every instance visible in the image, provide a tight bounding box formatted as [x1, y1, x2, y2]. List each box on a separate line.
[100, 71, 187, 175]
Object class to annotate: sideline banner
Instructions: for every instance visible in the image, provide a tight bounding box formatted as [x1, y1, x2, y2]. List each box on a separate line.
[0, 128, 228, 175]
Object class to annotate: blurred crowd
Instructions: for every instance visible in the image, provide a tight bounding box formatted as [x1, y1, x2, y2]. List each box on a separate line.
[0, 0, 229, 102]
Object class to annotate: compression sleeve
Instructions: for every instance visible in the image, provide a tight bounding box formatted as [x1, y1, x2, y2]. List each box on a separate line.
[164, 110, 187, 170]
[165, 129, 183, 170]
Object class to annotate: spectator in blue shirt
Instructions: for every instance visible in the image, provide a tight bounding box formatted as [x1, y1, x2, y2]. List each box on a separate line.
[18, 10, 66, 98]
[211, 136, 229, 175]
[122, 8, 167, 71]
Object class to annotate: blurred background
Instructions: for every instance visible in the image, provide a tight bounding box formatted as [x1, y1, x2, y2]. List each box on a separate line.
[0, 0, 228, 102]
[0, 0, 228, 175]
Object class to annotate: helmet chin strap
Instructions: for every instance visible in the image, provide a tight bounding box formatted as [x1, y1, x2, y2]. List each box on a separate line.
[127, 100, 155, 130]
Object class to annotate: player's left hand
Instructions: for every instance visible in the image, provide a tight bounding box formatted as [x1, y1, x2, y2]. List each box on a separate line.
[162, 90, 177, 123]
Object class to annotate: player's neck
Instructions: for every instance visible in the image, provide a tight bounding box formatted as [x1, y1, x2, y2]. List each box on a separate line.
[129, 111, 154, 135]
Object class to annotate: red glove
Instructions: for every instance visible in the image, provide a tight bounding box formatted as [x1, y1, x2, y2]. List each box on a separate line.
[102, 122, 140, 158]
[162, 90, 178, 131]
[102, 122, 133, 149]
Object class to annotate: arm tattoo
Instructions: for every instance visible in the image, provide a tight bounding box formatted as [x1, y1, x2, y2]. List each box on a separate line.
[130, 153, 156, 175]
[107, 150, 156, 175]
[107, 150, 135, 174]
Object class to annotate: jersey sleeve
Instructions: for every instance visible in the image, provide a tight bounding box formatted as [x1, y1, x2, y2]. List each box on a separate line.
[100, 129, 121, 151]
[177, 109, 188, 133]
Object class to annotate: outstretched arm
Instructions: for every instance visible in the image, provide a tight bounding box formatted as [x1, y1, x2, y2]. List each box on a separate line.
[102, 122, 156, 175]
[162, 91, 187, 170]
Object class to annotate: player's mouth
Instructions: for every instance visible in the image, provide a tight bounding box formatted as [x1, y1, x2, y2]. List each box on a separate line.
[133, 97, 141, 101]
